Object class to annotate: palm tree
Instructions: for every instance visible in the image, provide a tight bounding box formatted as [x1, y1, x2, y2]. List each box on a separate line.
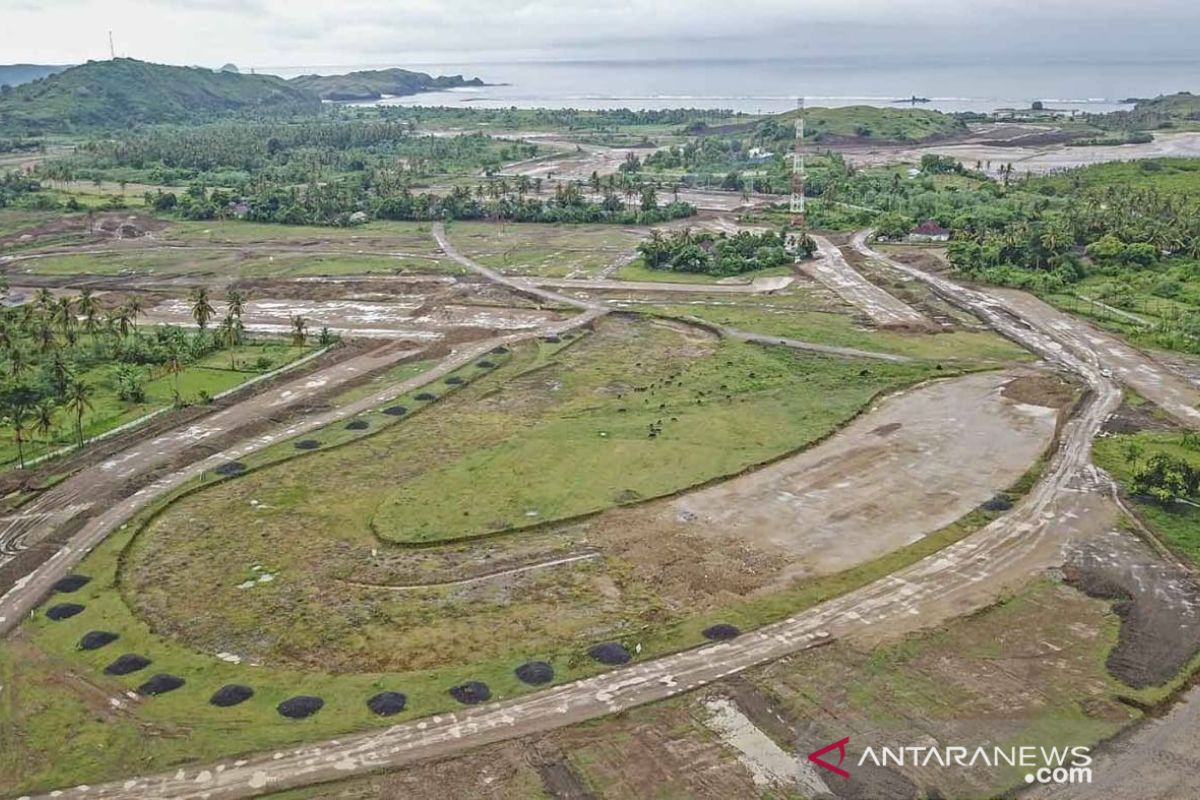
[165, 345, 184, 396]
[190, 287, 215, 331]
[53, 296, 76, 340]
[225, 289, 246, 321]
[64, 380, 93, 447]
[11, 410, 28, 470]
[124, 295, 145, 333]
[77, 291, 100, 336]
[33, 399, 56, 456]
[290, 315, 308, 347]
[218, 314, 243, 369]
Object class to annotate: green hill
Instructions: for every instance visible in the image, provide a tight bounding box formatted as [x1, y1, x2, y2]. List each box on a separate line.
[0, 58, 321, 133]
[0, 63, 70, 88]
[694, 105, 966, 145]
[288, 67, 484, 101]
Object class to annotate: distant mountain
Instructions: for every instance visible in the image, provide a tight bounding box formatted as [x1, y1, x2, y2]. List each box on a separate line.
[0, 64, 71, 88]
[288, 67, 484, 101]
[0, 58, 321, 133]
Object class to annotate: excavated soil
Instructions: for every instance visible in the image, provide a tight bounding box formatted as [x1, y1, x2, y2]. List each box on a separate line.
[78, 631, 119, 651]
[210, 684, 255, 707]
[278, 696, 324, 719]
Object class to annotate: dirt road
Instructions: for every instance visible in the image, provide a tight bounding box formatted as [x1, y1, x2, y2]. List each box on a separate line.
[800, 235, 931, 329]
[28, 231, 1130, 799]
[528, 275, 795, 294]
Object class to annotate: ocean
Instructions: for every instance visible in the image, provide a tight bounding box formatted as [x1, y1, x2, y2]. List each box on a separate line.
[253, 56, 1200, 114]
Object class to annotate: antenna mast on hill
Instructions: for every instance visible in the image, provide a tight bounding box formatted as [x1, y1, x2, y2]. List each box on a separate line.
[108, 31, 115, 59]
[790, 96, 807, 237]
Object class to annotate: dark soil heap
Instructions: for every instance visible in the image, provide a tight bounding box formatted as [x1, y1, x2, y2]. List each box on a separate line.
[54, 574, 91, 592]
[588, 642, 631, 665]
[383, 405, 408, 416]
[514, 661, 554, 685]
[46, 603, 85, 620]
[702, 623, 741, 641]
[294, 439, 320, 450]
[277, 695, 324, 719]
[448, 681, 491, 705]
[138, 674, 185, 696]
[215, 461, 247, 476]
[210, 684, 255, 707]
[78, 630, 119, 650]
[366, 691, 407, 716]
[414, 392, 437, 401]
[346, 419, 369, 430]
[104, 654, 151, 675]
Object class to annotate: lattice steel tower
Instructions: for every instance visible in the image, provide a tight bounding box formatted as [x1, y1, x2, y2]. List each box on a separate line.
[790, 97, 807, 234]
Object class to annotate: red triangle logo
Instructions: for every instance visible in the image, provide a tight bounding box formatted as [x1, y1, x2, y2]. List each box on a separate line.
[808, 736, 851, 778]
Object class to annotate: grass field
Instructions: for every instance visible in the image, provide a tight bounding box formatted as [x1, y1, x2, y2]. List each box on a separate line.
[614, 259, 796, 284]
[1093, 428, 1200, 565]
[0, 340, 313, 469]
[444, 221, 644, 278]
[638, 300, 1031, 362]
[11, 249, 458, 278]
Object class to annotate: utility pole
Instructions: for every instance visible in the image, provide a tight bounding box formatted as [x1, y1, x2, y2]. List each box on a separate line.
[108, 31, 115, 59]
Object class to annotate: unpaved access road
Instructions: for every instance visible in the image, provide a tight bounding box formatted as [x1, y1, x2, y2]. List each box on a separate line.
[28, 231, 1131, 799]
[528, 275, 795, 294]
[801, 235, 931, 329]
[671, 369, 1059, 582]
[142, 297, 564, 341]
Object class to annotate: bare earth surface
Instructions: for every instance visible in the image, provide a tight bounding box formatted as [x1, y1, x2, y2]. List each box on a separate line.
[801, 236, 931, 329]
[671, 369, 1058, 581]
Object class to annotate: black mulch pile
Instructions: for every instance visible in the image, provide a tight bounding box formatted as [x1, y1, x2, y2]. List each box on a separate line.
[46, 603, 85, 621]
[104, 654, 152, 675]
[702, 624, 741, 641]
[514, 661, 554, 686]
[366, 691, 408, 716]
[477, 360, 495, 369]
[448, 681, 491, 705]
[215, 461, 247, 476]
[138, 674, 185, 696]
[277, 695, 324, 719]
[346, 419, 369, 430]
[54, 574, 91, 593]
[982, 494, 1013, 512]
[542, 335, 561, 343]
[444, 376, 464, 385]
[383, 405, 408, 416]
[78, 631, 119, 651]
[210, 684, 255, 707]
[414, 393, 437, 401]
[294, 439, 320, 450]
[491, 346, 509, 355]
[588, 642, 631, 665]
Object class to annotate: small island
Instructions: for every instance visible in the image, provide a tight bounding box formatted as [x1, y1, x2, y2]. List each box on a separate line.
[288, 67, 486, 102]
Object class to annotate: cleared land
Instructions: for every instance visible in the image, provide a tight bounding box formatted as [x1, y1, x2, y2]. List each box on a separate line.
[443, 221, 644, 278]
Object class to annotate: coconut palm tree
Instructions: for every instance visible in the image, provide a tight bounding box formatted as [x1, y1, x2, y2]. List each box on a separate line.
[225, 289, 246, 321]
[33, 399, 56, 456]
[124, 295, 145, 333]
[290, 315, 308, 347]
[218, 314, 243, 369]
[190, 287, 215, 331]
[64, 379, 93, 447]
[77, 289, 100, 336]
[11, 410, 28, 470]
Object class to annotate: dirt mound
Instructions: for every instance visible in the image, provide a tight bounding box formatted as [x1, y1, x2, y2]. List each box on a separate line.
[477, 360, 496, 369]
[78, 631, 119, 650]
[104, 654, 151, 675]
[210, 684, 255, 707]
[215, 461, 247, 477]
[514, 661, 555, 685]
[138, 674, 185, 696]
[294, 439, 321, 450]
[448, 681, 491, 705]
[46, 603, 85, 620]
[366, 691, 407, 716]
[54, 574, 91, 593]
[588, 642, 631, 665]
[383, 405, 408, 416]
[277, 695, 324, 719]
[981, 494, 1013, 512]
[702, 624, 741, 641]
[444, 376, 464, 385]
[491, 346, 509, 355]
[414, 393, 437, 402]
[346, 419, 369, 430]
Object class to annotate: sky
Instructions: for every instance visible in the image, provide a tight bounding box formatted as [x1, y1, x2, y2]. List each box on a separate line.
[1, 0, 1198, 70]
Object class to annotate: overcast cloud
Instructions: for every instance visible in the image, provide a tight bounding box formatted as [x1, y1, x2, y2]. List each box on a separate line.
[1, 0, 1197, 69]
